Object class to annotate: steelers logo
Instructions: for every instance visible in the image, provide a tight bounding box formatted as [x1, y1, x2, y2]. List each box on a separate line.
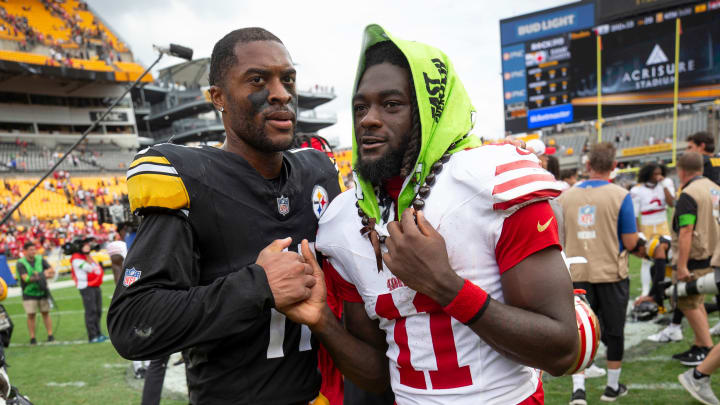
[312, 185, 329, 219]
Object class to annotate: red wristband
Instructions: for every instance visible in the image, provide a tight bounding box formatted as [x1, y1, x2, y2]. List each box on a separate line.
[443, 280, 490, 324]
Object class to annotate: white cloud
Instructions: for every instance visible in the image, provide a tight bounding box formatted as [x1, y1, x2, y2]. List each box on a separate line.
[90, 0, 575, 147]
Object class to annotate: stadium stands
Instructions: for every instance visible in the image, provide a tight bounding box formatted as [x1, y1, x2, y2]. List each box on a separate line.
[0, 0, 149, 82]
[0, 143, 134, 173]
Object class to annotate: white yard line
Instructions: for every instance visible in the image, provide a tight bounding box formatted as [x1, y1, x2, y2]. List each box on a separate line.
[627, 383, 683, 390]
[13, 339, 109, 348]
[11, 307, 110, 319]
[7, 274, 115, 298]
[46, 381, 87, 387]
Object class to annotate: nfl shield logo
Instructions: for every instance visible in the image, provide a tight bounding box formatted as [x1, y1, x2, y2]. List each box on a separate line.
[578, 205, 596, 227]
[277, 195, 290, 216]
[123, 267, 141, 287]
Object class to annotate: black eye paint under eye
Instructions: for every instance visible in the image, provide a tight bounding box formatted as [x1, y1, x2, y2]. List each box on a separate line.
[246, 85, 298, 115]
[247, 88, 270, 115]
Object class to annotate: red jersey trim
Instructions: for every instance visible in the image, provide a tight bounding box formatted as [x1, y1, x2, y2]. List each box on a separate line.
[493, 189, 560, 211]
[495, 201, 561, 273]
[322, 261, 363, 303]
[493, 173, 556, 195]
[641, 208, 665, 215]
[495, 160, 541, 176]
[517, 378, 544, 405]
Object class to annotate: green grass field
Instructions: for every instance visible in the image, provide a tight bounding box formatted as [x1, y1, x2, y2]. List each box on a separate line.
[543, 255, 720, 405]
[3, 276, 186, 405]
[4, 258, 720, 404]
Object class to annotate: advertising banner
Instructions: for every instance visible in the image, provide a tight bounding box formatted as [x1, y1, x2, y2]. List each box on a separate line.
[572, 9, 720, 98]
[500, 3, 595, 46]
[502, 44, 527, 104]
[527, 103, 573, 128]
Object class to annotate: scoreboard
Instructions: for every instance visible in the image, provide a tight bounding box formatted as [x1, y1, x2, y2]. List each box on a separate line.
[500, 0, 720, 134]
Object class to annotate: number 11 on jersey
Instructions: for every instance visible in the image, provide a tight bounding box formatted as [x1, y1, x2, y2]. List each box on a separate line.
[267, 309, 312, 359]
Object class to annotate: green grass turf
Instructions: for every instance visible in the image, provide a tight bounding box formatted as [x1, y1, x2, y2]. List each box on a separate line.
[6, 257, 719, 404]
[543, 255, 720, 404]
[3, 274, 186, 405]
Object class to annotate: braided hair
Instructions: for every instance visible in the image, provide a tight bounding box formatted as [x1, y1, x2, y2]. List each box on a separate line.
[361, 41, 421, 178]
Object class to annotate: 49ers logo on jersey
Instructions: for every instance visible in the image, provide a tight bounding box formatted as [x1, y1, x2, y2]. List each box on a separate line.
[312, 185, 329, 219]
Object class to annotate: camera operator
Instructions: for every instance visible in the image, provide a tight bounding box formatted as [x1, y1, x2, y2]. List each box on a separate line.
[16, 242, 54, 345]
[67, 237, 106, 343]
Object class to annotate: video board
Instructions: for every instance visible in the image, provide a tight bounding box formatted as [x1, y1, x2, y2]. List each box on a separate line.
[500, 0, 720, 134]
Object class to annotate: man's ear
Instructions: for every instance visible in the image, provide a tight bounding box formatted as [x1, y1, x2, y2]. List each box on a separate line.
[208, 85, 225, 112]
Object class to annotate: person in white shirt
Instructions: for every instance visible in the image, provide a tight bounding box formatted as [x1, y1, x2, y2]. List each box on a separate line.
[630, 163, 675, 297]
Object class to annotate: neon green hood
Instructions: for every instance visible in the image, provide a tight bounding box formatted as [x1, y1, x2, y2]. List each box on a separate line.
[353, 24, 482, 222]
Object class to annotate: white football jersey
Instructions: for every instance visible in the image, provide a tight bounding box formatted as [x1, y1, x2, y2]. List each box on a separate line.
[630, 180, 674, 226]
[316, 145, 562, 405]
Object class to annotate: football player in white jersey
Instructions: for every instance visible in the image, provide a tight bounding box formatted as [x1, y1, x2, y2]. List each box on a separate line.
[630, 162, 675, 297]
[286, 26, 581, 405]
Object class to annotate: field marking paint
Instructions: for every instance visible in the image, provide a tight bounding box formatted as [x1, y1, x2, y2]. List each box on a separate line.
[632, 355, 674, 362]
[46, 381, 87, 387]
[14, 339, 107, 348]
[12, 307, 110, 319]
[7, 274, 114, 298]
[627, 383, 682, 390]
[103, 363, 127, 369]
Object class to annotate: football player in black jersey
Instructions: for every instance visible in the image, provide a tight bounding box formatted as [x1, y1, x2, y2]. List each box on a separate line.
[107, 27, 341, 405]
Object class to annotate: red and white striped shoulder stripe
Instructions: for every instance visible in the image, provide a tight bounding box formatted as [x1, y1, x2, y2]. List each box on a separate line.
[565, 291, 601, 375]
[492, 156, 562, 212]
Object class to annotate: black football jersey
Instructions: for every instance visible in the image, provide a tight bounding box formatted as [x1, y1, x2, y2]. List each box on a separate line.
[107, 144, 341, 405]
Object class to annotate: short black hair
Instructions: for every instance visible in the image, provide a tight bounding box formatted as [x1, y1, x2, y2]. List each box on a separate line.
[209, 27, 283, 87]
[560, 168, 576, 181]
[361, 41, 420, 177]
[546, 155, 560, 179]
[23, 241, 34, 250]
[687, 131, 715, 153]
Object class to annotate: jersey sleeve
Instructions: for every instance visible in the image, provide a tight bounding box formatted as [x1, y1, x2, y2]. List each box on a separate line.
[618, 194, 637, 234]
[126, 148, 190, 215]
[72, 258, 94, 273]
[495, 201, 562, 273]
[107, 212, 275, 361]
[489, 145, 563, 214]
[675, 193, 698, 228]
[629, 186, 641, 218]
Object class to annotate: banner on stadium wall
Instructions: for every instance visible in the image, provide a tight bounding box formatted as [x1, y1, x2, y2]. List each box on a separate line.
[500, 3, 595, 46]
[620, 143, 673, 157]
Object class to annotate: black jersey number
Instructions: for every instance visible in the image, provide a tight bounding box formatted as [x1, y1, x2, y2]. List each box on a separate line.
[267, 309, 312, 359]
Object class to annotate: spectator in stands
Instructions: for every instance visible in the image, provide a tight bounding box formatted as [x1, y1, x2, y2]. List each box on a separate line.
[17, 242, 55, 345]
[686, 131, 720, 185]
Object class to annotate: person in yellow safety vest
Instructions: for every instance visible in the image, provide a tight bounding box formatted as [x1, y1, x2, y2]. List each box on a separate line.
[16, 242, 54, 345]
